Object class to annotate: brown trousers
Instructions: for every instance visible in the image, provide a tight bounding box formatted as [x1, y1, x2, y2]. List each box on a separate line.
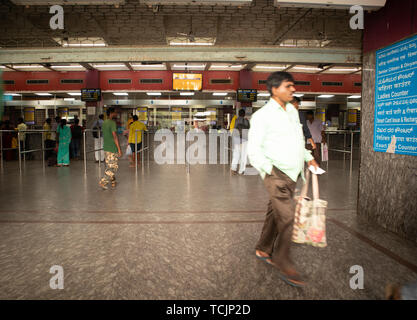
[256, 167, 297, 271]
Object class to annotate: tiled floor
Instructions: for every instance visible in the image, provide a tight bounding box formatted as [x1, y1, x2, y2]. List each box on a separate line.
[0, 159, 416, 299]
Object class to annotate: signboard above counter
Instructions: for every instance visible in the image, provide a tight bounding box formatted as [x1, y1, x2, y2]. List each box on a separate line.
[374, 33, 417, 156]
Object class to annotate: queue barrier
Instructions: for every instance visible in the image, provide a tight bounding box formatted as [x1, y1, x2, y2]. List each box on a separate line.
[0, 129, 55, 173]
[83, 129, 151, 174]
[324, 130, 360, 172]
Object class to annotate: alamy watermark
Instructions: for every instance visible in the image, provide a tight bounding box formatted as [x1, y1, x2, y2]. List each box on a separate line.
[152, 129, 247, 165]
[350, 5, 364, 30]
[49, 5, 64, 30]
[47, 4, 364, 32]
[349, 265, 364, 290]
[49, 265, 64, 290]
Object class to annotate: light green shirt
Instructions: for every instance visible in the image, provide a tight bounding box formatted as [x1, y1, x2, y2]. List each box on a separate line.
[247, 98, 313, 182]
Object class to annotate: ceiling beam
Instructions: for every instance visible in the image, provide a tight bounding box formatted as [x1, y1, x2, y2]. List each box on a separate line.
[283, 64, 295, 72]
[273, 8, 312, 45]
[316, 64, 334, 74]
[0, 46, 362, 65]
[244, 63, 256, 70]
[41, 63, 56, 71]
[79, 63, 94, 70]
[3, 64, 20, 72]
[351, 68, 362, 74]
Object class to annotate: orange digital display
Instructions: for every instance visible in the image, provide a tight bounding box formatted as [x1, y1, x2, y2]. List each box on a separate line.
[173, 73, 202, 91]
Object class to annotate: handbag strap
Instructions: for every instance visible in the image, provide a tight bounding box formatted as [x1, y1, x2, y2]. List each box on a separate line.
[312, 172, 319, 200]
[300, 169, 320, 200]
[300, 169, 310, 198]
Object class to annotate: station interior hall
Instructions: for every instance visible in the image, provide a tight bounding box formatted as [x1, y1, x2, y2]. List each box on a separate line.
[0, 0, 416, 300]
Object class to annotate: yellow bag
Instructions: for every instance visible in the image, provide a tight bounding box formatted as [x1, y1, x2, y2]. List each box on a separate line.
[11, 137, 18, 149]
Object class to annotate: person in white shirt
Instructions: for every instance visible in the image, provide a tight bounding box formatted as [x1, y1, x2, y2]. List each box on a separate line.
[306, 111, 325, 165]
[16, 117, 27, 159]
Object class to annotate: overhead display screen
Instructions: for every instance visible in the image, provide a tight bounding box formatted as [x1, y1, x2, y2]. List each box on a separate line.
[374, 33, 417, 156]
[81, 88, 101, 102]
[173, 73, 202, 91]
[237, 89, 257, 102]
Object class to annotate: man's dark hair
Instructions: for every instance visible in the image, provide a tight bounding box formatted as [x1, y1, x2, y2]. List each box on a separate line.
[99, 114, 104, 120]
[74, 118, 80, 125]
[18, 117, 24, 124]
[292, 96, 301, 104]
[106, 107, 115, 117]
[238, 109, 245, 117]
[133, 115, 138, 121]
[60, 118, 67, 128]
[306, 110, 314, 116]
[266, 71, 295, 95]
[46, 118, 51, 124]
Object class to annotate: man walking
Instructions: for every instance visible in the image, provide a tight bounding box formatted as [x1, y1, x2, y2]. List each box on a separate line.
[92, 114, 105, 163]
[99, 108, 122, 190]
[248, 71, 318, 287]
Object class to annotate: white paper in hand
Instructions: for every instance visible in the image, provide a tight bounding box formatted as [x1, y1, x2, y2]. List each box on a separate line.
[308, 165, 326, 175]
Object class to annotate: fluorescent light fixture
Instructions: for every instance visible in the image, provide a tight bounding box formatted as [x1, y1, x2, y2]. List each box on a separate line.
[180, 92, 195, 96]
[64, 98, 75, 101]
[93, 64, 126, 68]
[67, 92, 81, 96]
[257, 93, 270, 97]
[146, 92, 161, 96]
[35, 93, 52, 96]
[317, 95, 335, 98]
[113, 93, 128, 96]
[131, 64, 165, 68]
[348, 95, 361, 99]
[329, 68, 360, 72]
[0, 66, 5, 69]
[13, 65, 42, 69]
[293, 66, 322, 71]
[63, 43, 106, 47]
[293, 94, 304, 97]
[211, 64, 243, 68]
[173, 64, 205, 68]
[52, 64, 84, 69]
[170, 42, 214, 46]
[5, 93, 21, 96]
[255, 65, 286, 69]
[212, 93, 228, 96]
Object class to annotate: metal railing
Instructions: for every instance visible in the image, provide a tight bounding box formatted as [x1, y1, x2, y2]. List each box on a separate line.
[82, 129, 150, 174]
[0, 129, 55, 173]
[83, 128, 102, 173]
[133, 129, 150, 174]
[324, 129, 360, 172]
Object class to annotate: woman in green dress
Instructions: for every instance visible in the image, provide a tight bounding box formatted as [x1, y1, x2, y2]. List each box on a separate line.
[57, 119, 72, 167]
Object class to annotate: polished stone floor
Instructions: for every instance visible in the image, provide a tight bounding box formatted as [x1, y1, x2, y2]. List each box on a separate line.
[0, 159, 416, 299]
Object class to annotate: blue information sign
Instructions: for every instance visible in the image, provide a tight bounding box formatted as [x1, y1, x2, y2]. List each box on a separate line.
[374, 34, 417, 156]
